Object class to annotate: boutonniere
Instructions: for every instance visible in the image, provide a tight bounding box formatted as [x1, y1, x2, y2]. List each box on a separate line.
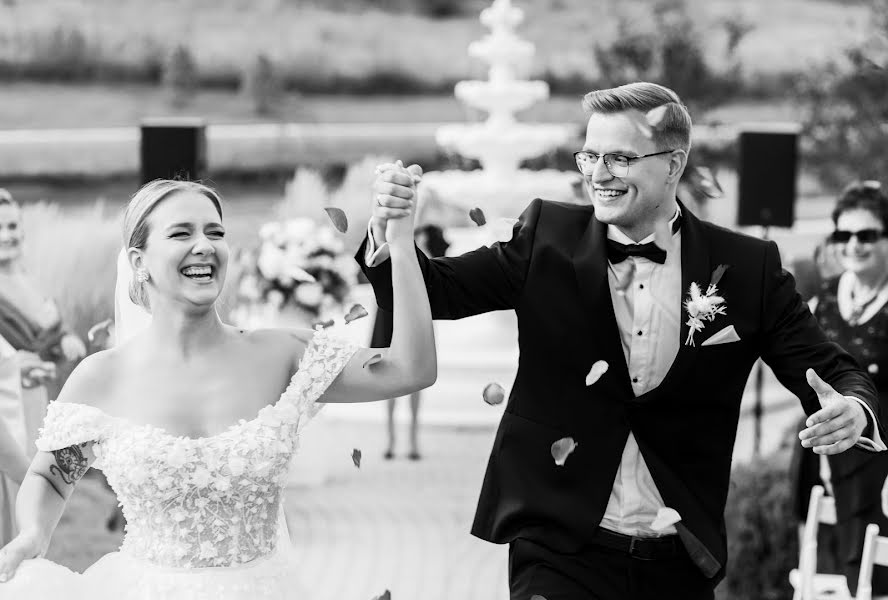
[684, 264, 731, 346]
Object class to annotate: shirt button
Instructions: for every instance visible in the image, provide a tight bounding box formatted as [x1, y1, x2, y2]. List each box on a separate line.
[632, 377, 639, 383]
[637, 330, 643, 336]
[639, 283, 644, 289]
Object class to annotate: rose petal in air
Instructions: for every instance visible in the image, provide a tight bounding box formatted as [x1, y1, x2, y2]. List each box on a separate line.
[585, 361, 609, 386]
[351, 448, 362, 468]
[469, 207, 487, 227]
[870, 363, 880, 375]
[482, 382, 506, 406]
[551, 437, 578, 466]
[323, 207, 349, 233]
[651, 507, 683, 532]
[312, 319, 335, 330]
[645, 104, 670, 129]
[344, 303, 369, 324]
[362, 353, 383, 369]
[371, 591, 391, 600]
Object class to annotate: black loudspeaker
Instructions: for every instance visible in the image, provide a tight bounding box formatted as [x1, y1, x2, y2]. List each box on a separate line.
[736, 128, 799, 228]
[140, 119, 207, 184]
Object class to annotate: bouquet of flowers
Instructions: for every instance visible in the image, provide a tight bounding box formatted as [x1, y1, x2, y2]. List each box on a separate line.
[234, 217, 358, 321]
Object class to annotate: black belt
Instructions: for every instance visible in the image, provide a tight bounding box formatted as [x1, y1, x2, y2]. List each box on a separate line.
[589, 527, 683, 561]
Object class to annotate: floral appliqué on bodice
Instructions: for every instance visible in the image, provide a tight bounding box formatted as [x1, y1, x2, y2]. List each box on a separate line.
[35, 329, 358, 569]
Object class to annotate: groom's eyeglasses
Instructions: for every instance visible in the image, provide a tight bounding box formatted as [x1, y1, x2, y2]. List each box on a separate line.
[574, 150, 676, 178]
[830, 229, 887, 244]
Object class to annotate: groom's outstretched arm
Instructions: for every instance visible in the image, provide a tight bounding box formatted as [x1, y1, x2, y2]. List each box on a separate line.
[757, 240, 885, 451]
[356, 198, 542, 321]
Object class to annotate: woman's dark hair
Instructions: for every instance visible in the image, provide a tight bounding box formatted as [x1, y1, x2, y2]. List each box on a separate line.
[831, 180, 888, 230]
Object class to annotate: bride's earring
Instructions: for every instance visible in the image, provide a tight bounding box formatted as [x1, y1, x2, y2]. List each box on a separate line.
[136, 269, 149, 284]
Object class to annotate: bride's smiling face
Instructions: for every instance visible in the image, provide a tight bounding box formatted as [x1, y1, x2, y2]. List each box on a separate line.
[140, 191, 229, 310]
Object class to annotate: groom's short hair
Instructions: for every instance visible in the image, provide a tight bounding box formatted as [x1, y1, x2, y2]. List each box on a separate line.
[582, 82, 693, 153]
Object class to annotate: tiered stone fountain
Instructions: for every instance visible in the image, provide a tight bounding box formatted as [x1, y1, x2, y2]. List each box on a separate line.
[419, 0, 580, 255]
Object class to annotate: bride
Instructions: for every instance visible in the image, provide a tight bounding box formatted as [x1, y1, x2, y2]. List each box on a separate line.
[0, 172, 431, 598]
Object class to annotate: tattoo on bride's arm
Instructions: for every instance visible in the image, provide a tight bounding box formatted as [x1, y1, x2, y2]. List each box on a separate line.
[49, 443, 89, 485]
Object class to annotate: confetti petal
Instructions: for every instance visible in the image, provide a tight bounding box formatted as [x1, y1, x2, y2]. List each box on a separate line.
[362, 353, 383, 369]
[645, 104, 671, 129]
[709, 264, 730, 287]
[585, 361, 609, 386]
[312, 319, 335, 330]
[653, 218, 674, 255]
[551, 437, 578, 466]
[371, 591, 391, 600]
[469, 207, 487, 227]
[87, 318, 113, 345]
[323, 207, 349, 233]
[870, 363, 879, 375]
[651, 507, 682, 532]
[351, 448, 362, 468]
[482, 382, 506, 406]
[344, 303, 369, 324]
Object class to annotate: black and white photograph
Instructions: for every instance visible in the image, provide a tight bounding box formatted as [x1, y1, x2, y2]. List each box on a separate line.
[0, 0, 885, 598]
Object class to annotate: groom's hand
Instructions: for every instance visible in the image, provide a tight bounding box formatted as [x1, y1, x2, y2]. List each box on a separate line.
[799, 368, 867, 455]
[371, 161, 422, 245]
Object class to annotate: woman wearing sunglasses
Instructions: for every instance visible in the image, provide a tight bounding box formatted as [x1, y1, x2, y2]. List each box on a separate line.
[794, 180, 888, 595]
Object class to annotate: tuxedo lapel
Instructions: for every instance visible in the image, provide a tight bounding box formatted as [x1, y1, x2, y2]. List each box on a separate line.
[632, 202, 711, 404]
[572, 213, 634, 397]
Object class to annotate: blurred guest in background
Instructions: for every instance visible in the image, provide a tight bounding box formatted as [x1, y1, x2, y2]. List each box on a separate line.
[0, 189, 86, 454]
[0, 333, 31, 546]
[792, 180, 888, 595]
[372, 223, 449, 460]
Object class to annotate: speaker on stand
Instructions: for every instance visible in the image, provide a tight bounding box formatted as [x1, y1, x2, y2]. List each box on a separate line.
[736, 124, 800, 456]
[139, 118, 208, 184]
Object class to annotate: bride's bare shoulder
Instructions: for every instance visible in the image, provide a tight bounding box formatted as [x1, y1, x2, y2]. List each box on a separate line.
[231, 325, 313, 364]
[54, 347, 120, 408]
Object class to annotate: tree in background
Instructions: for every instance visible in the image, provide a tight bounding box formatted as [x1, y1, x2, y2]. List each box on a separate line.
[163, 44, 198, 109]
[241, 53, 283, 116]
[801, 0, 888, 190]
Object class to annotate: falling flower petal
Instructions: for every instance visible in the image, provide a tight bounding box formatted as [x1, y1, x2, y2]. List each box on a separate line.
[551, 437, 578, 466]
[469, 207, 487, 227]
[645, 104, 671, 129]
[362, 353, 383, 369]
[351, 448, 362, 468]
[371, 591, 391, 600]
[651, 507, 682, 532]
[585, 361, 609, 386]
[482, 382, 506, 406]
[312, 319, 335, 330]
[344, 303, 369, 324]
[323, 207, 349, 233]
[653, 218, 674, 255]
[87, 318, 113, 345]
[870, 363, 879, 375]
[709, 264, 730, 287]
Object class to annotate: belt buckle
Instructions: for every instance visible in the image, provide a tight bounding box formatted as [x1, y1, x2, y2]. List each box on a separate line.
[628, 536, 654, 561]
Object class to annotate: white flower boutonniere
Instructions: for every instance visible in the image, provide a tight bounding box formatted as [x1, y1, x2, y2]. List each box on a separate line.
[684, 264, 731, 346]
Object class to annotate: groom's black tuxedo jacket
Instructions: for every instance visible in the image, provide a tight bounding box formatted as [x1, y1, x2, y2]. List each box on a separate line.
[356, 199, 882, 583]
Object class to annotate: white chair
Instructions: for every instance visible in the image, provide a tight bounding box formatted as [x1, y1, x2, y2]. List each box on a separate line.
[789, 484, 852, 600]
[855, 523, 888, 600]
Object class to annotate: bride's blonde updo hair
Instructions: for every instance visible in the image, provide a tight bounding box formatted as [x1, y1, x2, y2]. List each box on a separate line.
[123, 179, 223, 311]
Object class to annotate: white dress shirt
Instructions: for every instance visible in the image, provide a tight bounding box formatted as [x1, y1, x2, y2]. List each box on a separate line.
[600, 210, 683, 536]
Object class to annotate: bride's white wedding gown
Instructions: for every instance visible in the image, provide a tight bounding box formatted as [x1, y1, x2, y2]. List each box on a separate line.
[0, 329, 358, 599]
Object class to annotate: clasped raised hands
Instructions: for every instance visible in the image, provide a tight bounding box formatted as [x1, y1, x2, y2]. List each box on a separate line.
[372, 160, 423, 245]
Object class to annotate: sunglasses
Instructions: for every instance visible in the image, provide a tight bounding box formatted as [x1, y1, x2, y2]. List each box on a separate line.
[830, 229, 887, 244]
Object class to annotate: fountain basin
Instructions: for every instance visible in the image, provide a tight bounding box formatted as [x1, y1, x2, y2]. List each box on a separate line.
[454, 79, 549, 117]
[436, 120, 576, 174]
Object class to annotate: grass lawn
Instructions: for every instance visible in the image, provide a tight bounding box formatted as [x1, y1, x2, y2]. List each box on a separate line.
[0, 0, 871, 91]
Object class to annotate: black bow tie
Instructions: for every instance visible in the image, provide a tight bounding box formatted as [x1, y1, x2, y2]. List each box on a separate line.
[605, 211, 682, 265]
[606, 240, 667, 264]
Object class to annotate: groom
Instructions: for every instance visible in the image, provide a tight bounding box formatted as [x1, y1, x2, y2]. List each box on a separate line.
[357, 82, 885, 599]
